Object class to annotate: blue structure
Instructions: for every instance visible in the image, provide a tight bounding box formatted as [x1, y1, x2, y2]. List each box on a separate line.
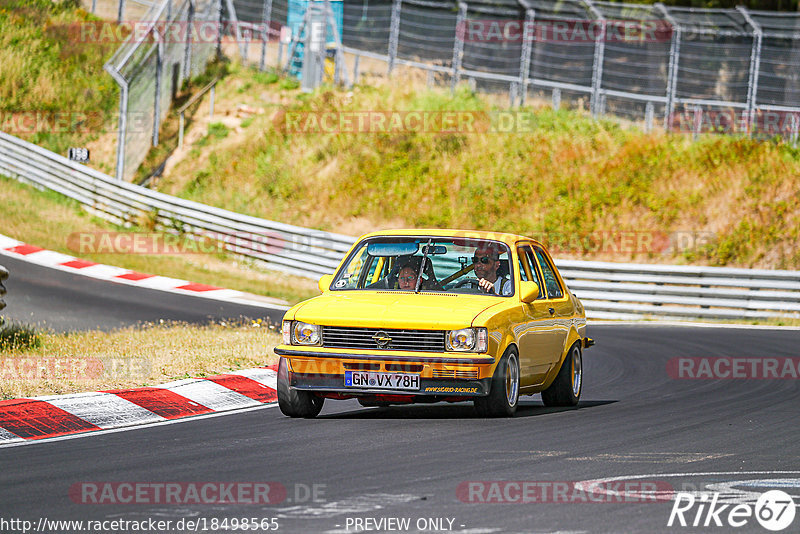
[287, 0, 343, 79]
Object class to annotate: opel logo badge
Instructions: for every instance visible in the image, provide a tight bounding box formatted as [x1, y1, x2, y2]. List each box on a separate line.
[372, 331, 392, 348]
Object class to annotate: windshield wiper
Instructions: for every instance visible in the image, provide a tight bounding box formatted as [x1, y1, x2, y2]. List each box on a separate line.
[414, 238, 432, 294]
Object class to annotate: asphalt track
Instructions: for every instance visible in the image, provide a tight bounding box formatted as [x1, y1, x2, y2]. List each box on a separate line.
[0, 255, 285, 331]
[1, 258, 799, 532]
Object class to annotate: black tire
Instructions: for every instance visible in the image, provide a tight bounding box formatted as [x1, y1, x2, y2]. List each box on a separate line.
[277, 357, 324, 418]
[474, 347, 520, 417]
[541, 343, 582, 407]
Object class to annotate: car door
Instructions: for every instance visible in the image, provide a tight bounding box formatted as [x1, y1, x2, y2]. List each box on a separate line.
[531, 245, 571, 364]
[515, 245, 563, 388]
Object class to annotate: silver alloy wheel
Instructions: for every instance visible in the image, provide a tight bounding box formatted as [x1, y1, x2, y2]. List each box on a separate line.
[506, 352, 519, 406]
[572, 345, 582, 397]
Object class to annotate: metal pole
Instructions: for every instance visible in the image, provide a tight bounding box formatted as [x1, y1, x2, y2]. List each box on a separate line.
[518, 6, 535, 107]
[216, 0, 223, 58]
[261, 0, 274, 70]
[353, 53, 360, 84]
[582, 0, 606, 117]
[179, 112, 185, 148]
[210, 84, 215, 119]
[154, 31, 164, 146]
[737, 6, 763, 137]
[450, 2, 467, 92]
[105, 65, 128, 180]
[656, 3, 681, 130]
[91, 0, 97, 14]
[387, 0, 402, 74]
[183, 0, 195, 85]
[118, 0, 126, 23]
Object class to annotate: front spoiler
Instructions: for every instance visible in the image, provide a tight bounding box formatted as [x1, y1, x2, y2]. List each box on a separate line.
[275, 347, 495, 365]
[289, 372, 491, 397]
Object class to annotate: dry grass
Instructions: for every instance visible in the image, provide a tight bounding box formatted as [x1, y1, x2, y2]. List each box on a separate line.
[0, 321, 281, 399]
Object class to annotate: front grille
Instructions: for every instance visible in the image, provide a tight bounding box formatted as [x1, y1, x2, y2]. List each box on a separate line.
[322, 326, 446, 352]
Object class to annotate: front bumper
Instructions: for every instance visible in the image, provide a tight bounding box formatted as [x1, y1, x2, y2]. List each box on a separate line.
[288, 371, 491, 397]
[274, 347, 495, 365]
[275, 346, 495, 397]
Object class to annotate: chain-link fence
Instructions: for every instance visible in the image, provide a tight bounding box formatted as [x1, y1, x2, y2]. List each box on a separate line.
[84, 0, 221, 181]
[87, 0, 800, 181]
[227, 0, 800, 143]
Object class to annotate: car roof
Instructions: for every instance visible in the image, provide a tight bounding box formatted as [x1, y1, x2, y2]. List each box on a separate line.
[358, 228, 544, 248]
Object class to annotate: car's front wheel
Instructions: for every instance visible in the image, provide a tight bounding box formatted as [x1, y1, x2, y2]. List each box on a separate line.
[541, 343, 582, 407]
[277, 358, 324, 418]
[474, 347, 520, 417]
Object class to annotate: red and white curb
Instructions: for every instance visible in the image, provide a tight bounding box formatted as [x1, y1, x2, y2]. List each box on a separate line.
[0, 365, 278, 444]
[0, 233, 288, 311]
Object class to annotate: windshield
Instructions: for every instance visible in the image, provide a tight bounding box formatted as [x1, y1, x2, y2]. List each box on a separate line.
[330, 237, 515, 296]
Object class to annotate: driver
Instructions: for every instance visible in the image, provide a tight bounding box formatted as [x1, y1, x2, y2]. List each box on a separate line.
[397, 265, 418, 290]
[473, 245, 512, 295]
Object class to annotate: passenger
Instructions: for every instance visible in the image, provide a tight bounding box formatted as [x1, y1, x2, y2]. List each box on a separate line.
[397, 265, 418, 290]
[473, 246, 512, 295]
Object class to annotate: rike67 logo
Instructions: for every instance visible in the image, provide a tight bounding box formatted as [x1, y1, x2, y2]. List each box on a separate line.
[669, 490, 796, 531]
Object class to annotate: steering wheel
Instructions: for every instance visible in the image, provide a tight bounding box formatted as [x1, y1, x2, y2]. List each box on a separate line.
[453, 278, 480, 289]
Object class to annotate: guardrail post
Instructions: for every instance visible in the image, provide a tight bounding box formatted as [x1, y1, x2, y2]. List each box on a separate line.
[645, 101, 654, 132]
[387, 0, 402, 74]
[450, 2, 467, 92]
[518, 5, 535, 107]
[552, 88, 561, 110]
[791, 113, 800, 146]
[655, 3, 680, 131]
[738, 6, 762, 137]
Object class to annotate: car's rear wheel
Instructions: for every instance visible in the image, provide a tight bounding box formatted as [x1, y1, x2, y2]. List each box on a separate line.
[277, 357, 324, 418]
[541, 343, 582, 407]
[474, 347, 519, 417]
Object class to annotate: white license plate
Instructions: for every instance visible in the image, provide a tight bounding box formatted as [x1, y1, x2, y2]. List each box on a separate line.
[344, 371, 420, 390]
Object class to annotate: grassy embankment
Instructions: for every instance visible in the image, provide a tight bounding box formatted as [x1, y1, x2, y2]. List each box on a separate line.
[157, 62, 800, 270]
[0, 0, 120, 174]
[0, 321, 280, 399]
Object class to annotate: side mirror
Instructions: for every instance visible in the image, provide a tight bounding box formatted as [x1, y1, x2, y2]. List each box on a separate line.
[520, 281, 540, 303]
[318, 274, 333, 293]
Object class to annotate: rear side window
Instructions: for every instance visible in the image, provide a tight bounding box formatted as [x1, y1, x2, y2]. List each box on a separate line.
[533, 247, 563, 299]
[517, 246, 544, 298]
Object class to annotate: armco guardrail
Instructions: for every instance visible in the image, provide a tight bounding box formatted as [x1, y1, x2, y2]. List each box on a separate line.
[1, 130, 799, 320]
[0, 132, 352, 279]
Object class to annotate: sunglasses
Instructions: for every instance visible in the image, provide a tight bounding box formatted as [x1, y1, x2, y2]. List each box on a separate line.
[472, 256, 497, 264]
[399, 276, 417, 282]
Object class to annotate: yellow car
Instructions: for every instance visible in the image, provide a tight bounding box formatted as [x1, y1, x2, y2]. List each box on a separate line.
[274, 229, 593, 418]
